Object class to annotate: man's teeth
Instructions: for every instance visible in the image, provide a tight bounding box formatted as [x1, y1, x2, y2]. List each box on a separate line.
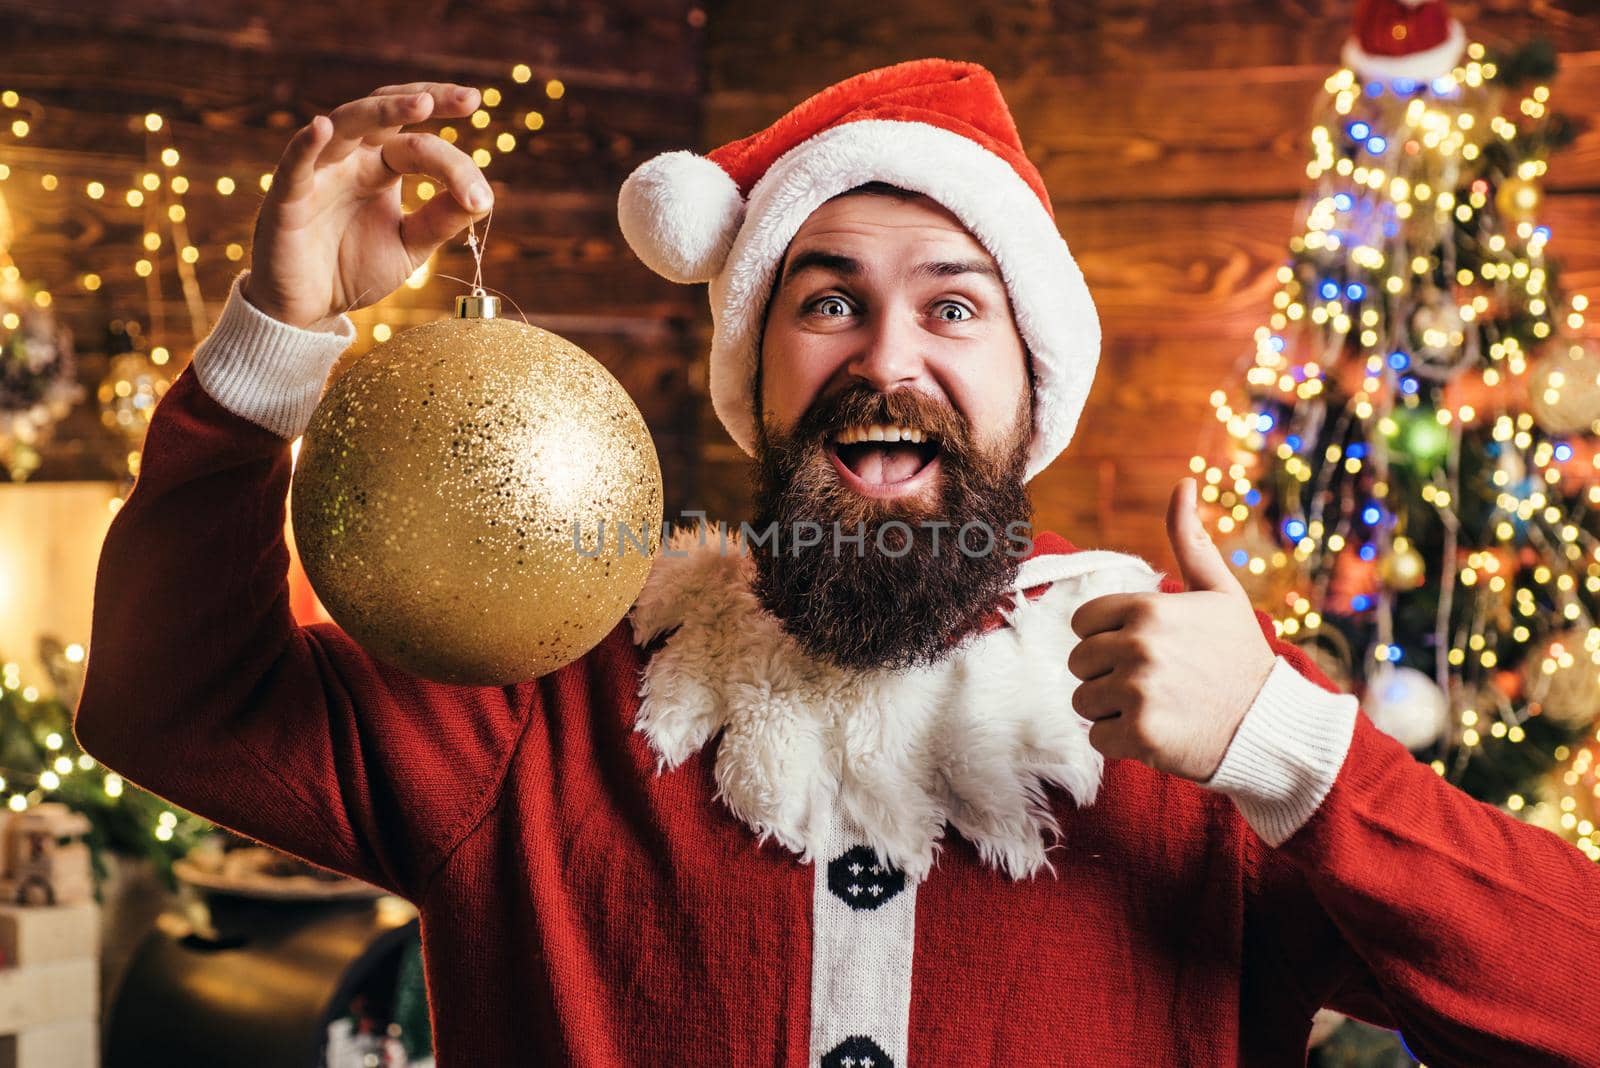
[832, 424, 933, 445]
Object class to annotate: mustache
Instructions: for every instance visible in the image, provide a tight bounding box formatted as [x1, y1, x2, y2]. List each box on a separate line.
[792, 384, 973, 460]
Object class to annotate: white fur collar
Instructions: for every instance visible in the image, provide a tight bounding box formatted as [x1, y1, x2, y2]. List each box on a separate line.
[627, 523, 1162, 883]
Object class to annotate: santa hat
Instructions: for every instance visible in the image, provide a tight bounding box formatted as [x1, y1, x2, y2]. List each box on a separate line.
[1342, 0, 1466, 83]
[616, 58, 1098, 483]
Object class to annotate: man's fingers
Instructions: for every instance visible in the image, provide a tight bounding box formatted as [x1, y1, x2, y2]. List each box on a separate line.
[373, 82, 482, 118]
[1070, 676, 1127, 723]
[268, 116, 332, 204]
[319, 93, 434, 165]
[1066, 631, 1129, 683]
[389, 134, 494, 260]
[399, 196, 479, 265]
[1069, 592, 1146, 640]
[369, 83, 482, 126]
[1166, 477, 1239, 594]
[380, 132, 493, 213]
[1087, 717, 1137, 761]
[318, 84, 481, 167]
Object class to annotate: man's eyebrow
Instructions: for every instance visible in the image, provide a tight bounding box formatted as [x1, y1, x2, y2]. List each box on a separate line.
[913, 258, 999, 281]
[779, 250, 1000, 288]
[780, 249, 861, 288]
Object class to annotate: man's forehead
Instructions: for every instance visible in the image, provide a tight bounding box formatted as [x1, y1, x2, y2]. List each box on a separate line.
[779, 196, 999, 285]
[792, 191, 981, 245]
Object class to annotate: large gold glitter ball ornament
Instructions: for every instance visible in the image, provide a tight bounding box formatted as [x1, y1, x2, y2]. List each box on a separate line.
[291, 294, 663, 685]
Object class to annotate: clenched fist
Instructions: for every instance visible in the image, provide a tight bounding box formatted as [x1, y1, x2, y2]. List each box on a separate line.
[1068, 477, 1278, 782]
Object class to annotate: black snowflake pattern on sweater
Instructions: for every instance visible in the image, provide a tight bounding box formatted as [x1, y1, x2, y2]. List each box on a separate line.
[826, 846, 906, 911]
[823, 1034, 892, 1068]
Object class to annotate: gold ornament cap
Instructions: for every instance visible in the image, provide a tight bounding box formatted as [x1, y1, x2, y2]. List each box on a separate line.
[455, 293, 500, 320]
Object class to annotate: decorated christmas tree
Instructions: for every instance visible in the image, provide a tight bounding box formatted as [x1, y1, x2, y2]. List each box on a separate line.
[1196, 7, 1596, 1055]
[1196, 0, 1599, 881]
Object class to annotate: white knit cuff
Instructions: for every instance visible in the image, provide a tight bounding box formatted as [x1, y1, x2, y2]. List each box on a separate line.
[190, 270, 357, 440]
[1200, 656, 1360, 847]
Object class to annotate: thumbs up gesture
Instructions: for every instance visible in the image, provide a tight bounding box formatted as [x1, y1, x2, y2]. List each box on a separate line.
[1067, 478, 1278, 782]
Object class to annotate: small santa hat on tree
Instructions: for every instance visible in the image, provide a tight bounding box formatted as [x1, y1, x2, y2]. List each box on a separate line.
[1342, 0, 1467, 83]
[615, 59, 1099, 483]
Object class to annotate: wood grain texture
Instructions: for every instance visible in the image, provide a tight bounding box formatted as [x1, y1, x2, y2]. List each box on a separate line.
[710, 54, 1600, 205]
[703, 0, 1600, 87]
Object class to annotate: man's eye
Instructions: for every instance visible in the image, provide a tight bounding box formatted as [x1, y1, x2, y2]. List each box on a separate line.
[935, 301, 973, 322]
[812, 296, 851, 318]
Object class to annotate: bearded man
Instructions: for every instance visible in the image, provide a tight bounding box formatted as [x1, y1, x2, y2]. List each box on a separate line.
[76, 60, 1599, 1066]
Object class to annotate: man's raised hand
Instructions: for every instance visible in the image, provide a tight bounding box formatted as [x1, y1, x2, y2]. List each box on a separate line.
[1066, 477, 1278, 781]
[242, 83, 495, 331]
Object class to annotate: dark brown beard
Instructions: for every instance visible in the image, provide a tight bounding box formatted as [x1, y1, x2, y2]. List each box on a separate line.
[750, 382, 1033, 671]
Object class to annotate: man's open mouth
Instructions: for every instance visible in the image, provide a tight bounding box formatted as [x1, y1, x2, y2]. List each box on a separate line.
[827, 423, 942, 486]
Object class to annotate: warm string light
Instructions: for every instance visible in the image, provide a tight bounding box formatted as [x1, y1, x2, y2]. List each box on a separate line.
[0, 105, 56, 315]
[3, 69, 571, 487]
[1, 65, 570, 351]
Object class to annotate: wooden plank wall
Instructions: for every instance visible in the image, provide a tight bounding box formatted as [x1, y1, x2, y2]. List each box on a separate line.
[701, 0, 1600, 570]
[0, 0, 708, 511]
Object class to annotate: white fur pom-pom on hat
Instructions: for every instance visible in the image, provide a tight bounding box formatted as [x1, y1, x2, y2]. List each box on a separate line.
[617, 150, 745, 284]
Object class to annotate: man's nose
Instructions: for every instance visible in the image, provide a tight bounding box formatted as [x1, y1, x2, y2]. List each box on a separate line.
[845, 308, 926, 393]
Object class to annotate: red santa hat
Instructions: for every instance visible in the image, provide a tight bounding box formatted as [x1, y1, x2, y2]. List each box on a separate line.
[615, 58, 1098, 483]
[1342, 0, 1466, 83]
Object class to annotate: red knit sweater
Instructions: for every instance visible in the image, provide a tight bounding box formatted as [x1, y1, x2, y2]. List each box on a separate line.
[76, 370, 1600, 1066]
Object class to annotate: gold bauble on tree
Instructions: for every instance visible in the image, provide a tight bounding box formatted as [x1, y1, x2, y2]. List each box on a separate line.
[291, 294, 663, 685]
[1494, 177, 1542, 223]
[1216, 520, 1299, 608]
[1529, 341, 1600, 436]
[1379, 538, 1427, 591]
[1521, 628, 1600, 730]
